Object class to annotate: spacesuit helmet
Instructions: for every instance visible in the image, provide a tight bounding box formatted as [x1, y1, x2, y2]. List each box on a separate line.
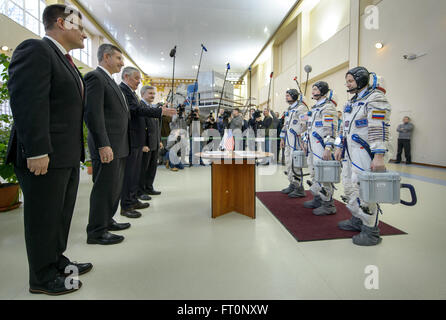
[286, 89, 299, 103]
[346, 67, 370, 93]
[312, 81, 329, 99]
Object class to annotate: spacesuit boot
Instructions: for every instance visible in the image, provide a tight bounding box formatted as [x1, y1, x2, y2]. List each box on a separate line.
[303, 194, 322, 209]
[352, 224, 382, 246]
[338, 216, 363, 231]
[312, 199, 336, 216]
[288, 184, 305, 198]
[281, 184, 295, 194]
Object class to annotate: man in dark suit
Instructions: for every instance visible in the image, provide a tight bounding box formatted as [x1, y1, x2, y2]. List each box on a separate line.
[138, 86, 163, 198]
[84, 44, 131, 246]
[6, 4, 91, 295]
[119, 67, 176, 217]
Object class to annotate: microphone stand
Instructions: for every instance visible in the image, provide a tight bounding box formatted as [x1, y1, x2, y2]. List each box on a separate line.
[293, 76, 303, 96]
[170, 46, 177, 105]
[242, 66, 252, 118]
[266, 72, 273, 111]
[216, 63, 230, 117]
[192, 44, 207, 110]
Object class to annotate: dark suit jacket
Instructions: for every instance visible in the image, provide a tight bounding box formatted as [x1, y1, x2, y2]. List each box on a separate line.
[84, 67, 130, 160]
[6, 37, 85, 168]
[119, 82, 162, 148]
[141, 101, 161, 150]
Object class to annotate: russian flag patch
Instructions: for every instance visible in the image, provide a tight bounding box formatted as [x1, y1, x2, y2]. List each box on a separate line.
[371, 110, 386, 119]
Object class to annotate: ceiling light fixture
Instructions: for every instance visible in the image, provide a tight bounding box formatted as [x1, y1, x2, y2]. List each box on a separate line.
[1, 46, 9, 51]
[375, 42, 384, 49]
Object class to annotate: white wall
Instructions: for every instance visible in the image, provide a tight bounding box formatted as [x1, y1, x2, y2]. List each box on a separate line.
[308, 0, 350, 51]
[359, 0, 446, 166]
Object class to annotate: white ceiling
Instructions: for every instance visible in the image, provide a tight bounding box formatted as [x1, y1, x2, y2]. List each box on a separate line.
[78, 0, 297, 78]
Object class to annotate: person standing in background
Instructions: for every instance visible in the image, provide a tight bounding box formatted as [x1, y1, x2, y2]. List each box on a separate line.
[396, 116, 414, 164]
[337, 111, 343, 132]
[139, 86, 163, 198]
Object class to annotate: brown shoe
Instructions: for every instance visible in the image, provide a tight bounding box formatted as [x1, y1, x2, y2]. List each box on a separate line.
[171, 167, 178, 172]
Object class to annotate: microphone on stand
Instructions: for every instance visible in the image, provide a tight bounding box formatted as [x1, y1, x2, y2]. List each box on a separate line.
[170, 45, 177, 58]
[303, 65, 312, 96]
[201, 44, 207, 52]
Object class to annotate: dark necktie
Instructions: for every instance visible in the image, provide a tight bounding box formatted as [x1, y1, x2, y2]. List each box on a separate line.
[65, 54, 84, 99]
[65, 54, 76, 69]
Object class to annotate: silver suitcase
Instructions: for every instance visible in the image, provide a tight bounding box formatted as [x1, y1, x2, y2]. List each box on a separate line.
[358, 171, 401, 204]
[314, 160, 341, 183]
[292, 150, 307, 168]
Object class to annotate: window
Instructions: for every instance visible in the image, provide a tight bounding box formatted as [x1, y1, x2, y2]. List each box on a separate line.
[0, 0, 46, 37]
[71, 36, 92, 67]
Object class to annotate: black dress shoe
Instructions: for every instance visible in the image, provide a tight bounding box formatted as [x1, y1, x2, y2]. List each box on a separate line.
[121, 209, 142, 218]
[29, 276, 82, 296]
[147, 189, 161, 195]
[132, 201, 150, 210]
[138, 194, 152, 201]
[109, 221, 131, 231]
[62, 262, 93, 276]
[87, 232, 124, 245]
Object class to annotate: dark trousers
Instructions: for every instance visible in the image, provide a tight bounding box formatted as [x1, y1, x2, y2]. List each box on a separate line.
[121, 147, 143, 210]
[15, 165, 80, 286]
[139, 149, 159, 193]
[397, 139, 411, 163]
[87, 157, 126, 238]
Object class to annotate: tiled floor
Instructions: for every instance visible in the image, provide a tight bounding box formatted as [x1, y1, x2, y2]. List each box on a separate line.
[0, 162, 445, 300]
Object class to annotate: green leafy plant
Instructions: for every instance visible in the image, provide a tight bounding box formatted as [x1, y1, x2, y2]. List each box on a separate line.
[0, 53, 17, 184]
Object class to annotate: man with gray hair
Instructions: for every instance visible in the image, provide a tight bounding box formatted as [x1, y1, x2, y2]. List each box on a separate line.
[119, 67, 175, 218]
[138, 85, 164, 197]
[85, 43, 131, 245]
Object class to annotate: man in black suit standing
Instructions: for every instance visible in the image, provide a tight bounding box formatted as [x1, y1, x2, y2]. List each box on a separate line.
[119, 68, 176, 217]
[138, 85, 163, 198]
[84, 44, 131, 246]
[7, 4, 91, 295]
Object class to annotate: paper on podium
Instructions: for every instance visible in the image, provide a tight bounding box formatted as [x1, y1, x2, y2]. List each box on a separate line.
[202, 151, 232, 156]
[234, 151, 258, 157]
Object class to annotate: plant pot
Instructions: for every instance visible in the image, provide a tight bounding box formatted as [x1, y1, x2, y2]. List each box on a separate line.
[0, 183, 21, 212]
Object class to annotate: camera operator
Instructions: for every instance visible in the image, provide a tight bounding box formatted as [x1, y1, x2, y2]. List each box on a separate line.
[204, 112, 218, 131]
[216, 109, 225, 136]
[229, 108, 243, 131]
[170, 104, 187, 131]
[259, 108, 278, 154]
[186, 107, 205, 166]
[250, 109, 263, 135]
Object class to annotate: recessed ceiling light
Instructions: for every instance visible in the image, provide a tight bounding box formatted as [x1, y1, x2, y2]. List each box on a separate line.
[161, 57, 165, 61]
[375, 42, 384, 49]
[1, 46, 9, 51]
[264, 26, 268, 33]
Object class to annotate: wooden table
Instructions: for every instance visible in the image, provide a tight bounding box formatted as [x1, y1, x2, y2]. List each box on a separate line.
[197, 151, 273, 219]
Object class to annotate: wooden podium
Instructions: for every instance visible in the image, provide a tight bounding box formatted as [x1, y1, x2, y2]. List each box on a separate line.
[198, 151, 273, 219]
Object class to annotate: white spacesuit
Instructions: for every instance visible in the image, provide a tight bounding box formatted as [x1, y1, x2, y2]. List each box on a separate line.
[335, 67, 391, 246]
[280, 89, 309, 198]
[303, 81, 338, 215]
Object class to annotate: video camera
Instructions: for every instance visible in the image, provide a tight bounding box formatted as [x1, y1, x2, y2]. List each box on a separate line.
[222, 109, 232, 119]
[177, 104, 186, 118]
[190, 108, 200, 121]
[253, 110, 262, 119]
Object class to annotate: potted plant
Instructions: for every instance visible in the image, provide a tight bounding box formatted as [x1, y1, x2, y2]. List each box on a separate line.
[0, 53, 21, 211]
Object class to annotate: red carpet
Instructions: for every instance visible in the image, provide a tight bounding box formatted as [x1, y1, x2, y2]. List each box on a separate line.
[256, 191, 406, 242]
